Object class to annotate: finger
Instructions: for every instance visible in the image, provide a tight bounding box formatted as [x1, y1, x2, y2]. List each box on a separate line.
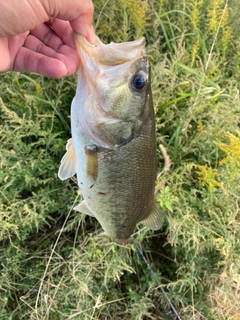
[30, 22, 71, 51]
[13, 43, 77, 78]
[70, 1, 95, 42]
[25, 34, 79, 70]
[32, 20, 75, 49]
[48, 0, 95, 43]
[70, 20, 95, 43]
[13, 47, 67, 78]
[1, 32, 29, 72]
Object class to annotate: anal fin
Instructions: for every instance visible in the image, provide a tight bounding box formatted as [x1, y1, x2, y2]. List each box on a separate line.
[141, 202, 162, 230]
[74, 200, 94, 217]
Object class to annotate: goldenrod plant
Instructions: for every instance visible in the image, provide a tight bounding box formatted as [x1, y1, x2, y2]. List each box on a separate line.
[1, 1, 240, 319]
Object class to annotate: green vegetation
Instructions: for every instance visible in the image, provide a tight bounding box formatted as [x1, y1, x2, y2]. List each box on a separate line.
[1, 0, 240, 318]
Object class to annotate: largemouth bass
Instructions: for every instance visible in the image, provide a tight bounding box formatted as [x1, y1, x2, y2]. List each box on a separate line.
[58, 34, 162, 245]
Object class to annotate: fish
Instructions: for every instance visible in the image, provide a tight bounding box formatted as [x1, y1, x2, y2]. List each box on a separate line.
[58, 34, 162, 245]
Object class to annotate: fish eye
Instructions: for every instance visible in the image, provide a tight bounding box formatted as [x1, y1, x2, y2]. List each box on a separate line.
[132, 73, 146, 90]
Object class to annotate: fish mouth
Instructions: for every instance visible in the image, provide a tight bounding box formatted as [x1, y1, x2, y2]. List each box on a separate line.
[74, 33, 146, 66]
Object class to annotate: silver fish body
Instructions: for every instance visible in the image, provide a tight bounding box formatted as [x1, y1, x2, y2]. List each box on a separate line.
[58, 35, 162, 244]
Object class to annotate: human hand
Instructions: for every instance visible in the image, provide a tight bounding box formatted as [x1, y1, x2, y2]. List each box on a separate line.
[0, 0, 94, 78]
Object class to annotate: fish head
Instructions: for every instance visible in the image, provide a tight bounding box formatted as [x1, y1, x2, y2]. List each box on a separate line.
[73, 34, 151, 149]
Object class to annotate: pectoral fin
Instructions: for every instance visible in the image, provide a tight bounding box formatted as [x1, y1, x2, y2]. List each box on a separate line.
[74, 200, 94, 217]
[58, 138, 77, 180]
[141, 202, 162, 230]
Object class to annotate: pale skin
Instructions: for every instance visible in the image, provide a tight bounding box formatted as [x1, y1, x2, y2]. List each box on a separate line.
[0, 0, 95, 78]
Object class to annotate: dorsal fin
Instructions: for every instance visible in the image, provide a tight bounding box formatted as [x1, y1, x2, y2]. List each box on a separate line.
[58, 138, 77, 180]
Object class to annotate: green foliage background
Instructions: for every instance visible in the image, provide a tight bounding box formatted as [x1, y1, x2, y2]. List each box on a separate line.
[0, 0, 240, 319]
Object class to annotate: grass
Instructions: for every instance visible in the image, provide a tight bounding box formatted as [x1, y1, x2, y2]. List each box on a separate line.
[0, 0, 240, 319]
